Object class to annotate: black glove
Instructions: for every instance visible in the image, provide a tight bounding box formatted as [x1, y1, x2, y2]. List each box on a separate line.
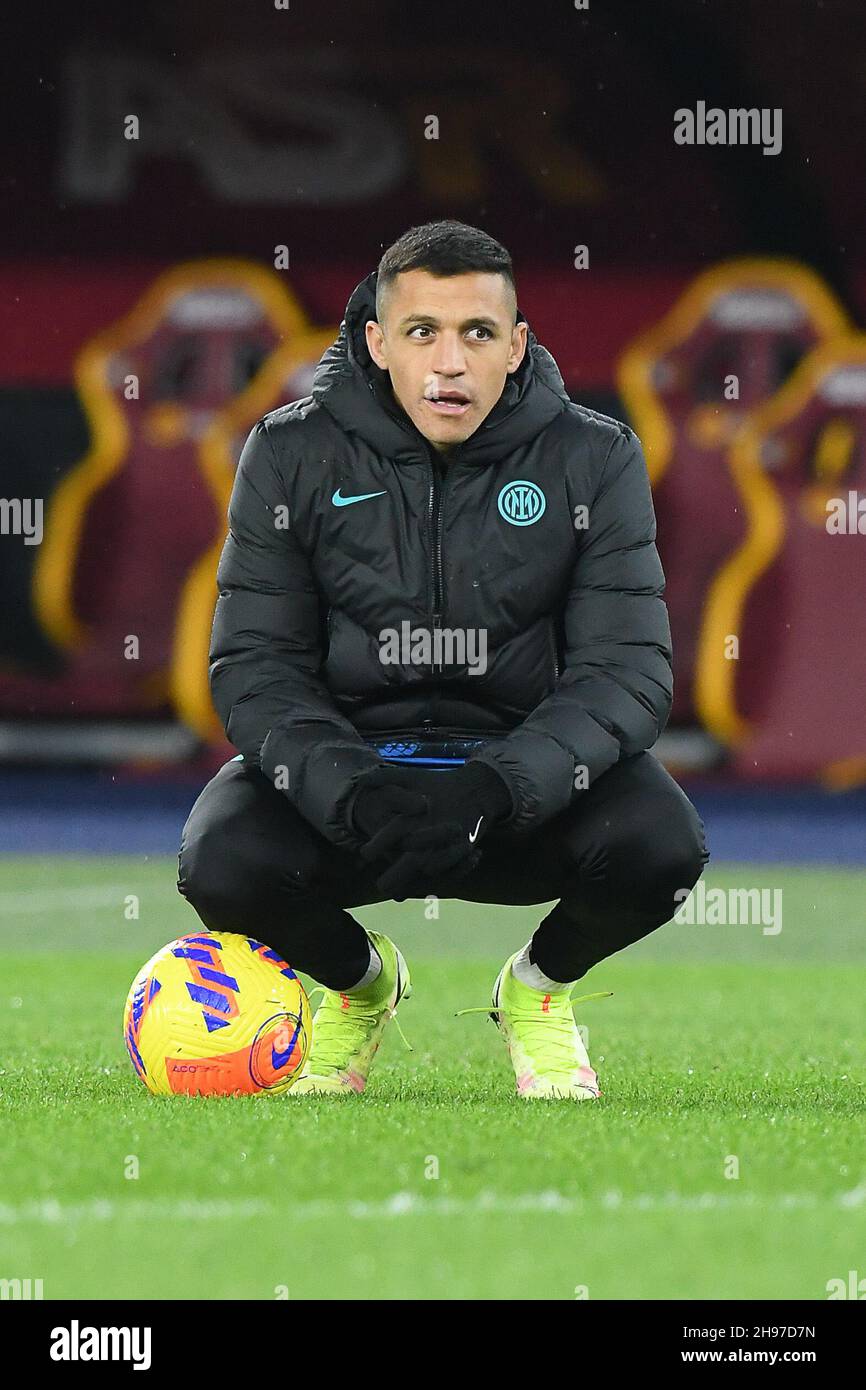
[346, 765, 429, 847]
[358, 760, 513, 898]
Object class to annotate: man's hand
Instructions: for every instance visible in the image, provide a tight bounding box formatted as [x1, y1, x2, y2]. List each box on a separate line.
[356, 761, 513, 898]
[347, 766, 429, 849]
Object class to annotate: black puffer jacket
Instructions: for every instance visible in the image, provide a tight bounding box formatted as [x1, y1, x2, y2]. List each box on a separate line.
[209, 271, 672, 843]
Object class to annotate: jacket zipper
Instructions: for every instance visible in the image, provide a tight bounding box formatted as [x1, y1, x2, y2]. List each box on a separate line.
[551, 621, 561, 685]
[427, 465, 439, 622]
[427, 453, 449, 673]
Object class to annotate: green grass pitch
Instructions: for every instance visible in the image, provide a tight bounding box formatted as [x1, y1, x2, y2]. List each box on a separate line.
[1, 854, 864, 1300]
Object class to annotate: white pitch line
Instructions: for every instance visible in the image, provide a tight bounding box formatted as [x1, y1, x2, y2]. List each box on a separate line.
[0, 1199, 273, 1224]
[0, 886, 171, 915]
[0, 1187, 863, 1225]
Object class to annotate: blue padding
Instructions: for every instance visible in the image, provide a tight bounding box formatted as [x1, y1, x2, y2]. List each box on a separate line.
[380, 755, 466, 766]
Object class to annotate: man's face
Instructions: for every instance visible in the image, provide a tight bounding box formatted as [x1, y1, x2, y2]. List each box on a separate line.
[365, 269, 527, 452]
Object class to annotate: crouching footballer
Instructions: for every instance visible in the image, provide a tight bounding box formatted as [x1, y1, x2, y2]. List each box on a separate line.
[177, 220, 709, 1100]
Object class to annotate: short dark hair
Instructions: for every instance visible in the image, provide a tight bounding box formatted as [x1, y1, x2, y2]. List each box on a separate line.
[375, 220, 517, 324]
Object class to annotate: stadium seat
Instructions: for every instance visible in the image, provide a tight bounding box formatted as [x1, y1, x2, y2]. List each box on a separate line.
[170, 339, 331, 742]
[618, 259, 849, 724]
[694, 335, 866, 784]
[0, 260, 334, 726]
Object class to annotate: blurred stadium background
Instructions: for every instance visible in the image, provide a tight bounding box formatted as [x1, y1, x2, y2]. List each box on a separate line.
[1, 0, 865, 1305]
[1, 0, 864, 859]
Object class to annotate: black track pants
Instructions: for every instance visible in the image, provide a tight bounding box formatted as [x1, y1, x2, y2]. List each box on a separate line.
[177, 752, 709, 990]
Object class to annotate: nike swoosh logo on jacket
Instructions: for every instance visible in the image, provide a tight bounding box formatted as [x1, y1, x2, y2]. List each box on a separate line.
[332, 488, 387, 507]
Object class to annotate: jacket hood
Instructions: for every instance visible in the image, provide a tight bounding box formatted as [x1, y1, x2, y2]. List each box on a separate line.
[311, 270, 571, 464]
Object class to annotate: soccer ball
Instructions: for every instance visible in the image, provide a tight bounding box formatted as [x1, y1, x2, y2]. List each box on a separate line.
[123, 931, 311, 1096]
